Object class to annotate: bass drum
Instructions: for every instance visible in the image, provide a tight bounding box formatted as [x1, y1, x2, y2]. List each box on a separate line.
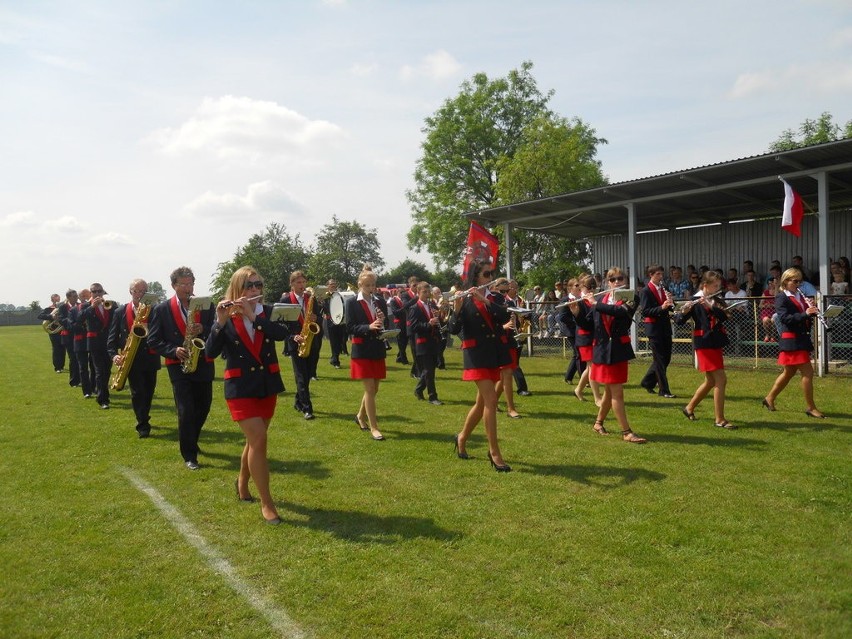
[329, 290, 357, 325]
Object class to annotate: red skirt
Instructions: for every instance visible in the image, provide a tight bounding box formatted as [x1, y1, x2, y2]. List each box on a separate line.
[350, 358, 386, 380]
[697, 348, 724, 372]
[590, 361, 628, 384]
[578, 345, 593, 362]
[778, 349, 810, 366]
[226, 395, 277, 421]
[500, 348, 519, 371]
[463, 367, 501, 382]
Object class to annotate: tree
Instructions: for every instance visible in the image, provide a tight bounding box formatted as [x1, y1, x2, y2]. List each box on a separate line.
[210, 222, 310, 301]
[406, 61, 553, 270]
[381, 259, 431, 286]
[29, 300, 41, 312]
[769, 111, 852, 151]
[307, 215, 385, 288]
[148, 281, 167, 303]
[493, 113, 607, 286]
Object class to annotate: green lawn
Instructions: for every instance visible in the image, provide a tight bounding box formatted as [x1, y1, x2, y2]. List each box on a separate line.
[1, 326, 849, 638]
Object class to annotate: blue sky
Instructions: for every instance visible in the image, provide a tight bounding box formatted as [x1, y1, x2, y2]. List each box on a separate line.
[2, 0, 851, 304]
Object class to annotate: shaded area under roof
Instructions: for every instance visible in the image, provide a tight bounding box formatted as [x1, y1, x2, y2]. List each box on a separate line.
[466, 138, 852, 238]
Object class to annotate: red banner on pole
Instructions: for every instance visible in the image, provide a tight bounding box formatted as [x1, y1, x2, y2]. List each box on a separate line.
[462, 222, 498, 280]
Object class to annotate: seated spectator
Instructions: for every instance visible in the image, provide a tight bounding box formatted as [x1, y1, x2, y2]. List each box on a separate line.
[741, 270, 761, 297]
[838, 256, 851, 284]
[686, 271, 702, 297]
[830, 262, 849, 295]
[668, 266, 690, 299]
[724, 278, 747, 304]
[760, 276, 780, 341]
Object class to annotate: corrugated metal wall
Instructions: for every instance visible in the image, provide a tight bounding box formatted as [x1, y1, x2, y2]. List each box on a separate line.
[592, 209, 852, 279]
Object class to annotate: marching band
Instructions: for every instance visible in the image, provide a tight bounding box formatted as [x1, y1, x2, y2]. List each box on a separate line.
[33, 261, 832, 523]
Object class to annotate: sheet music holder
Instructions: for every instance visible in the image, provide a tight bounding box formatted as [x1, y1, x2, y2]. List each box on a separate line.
[725, 299, 749, 310]
[823, 305, 844, 320]
[140, 293, 160, 306]
[610, 288, 635, 304]
[270, 303, 302, 322]
[380, 328, 401, 341]
[187, 296, 212, 314]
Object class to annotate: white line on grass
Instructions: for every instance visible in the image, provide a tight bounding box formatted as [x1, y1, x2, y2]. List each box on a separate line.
[120, 467, 308, 639]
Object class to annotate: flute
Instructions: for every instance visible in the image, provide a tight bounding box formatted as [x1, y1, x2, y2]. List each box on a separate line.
[554, 285, 627, 308]
[448, 283, 491, 301]
[219, 295, 263, 316]
[677, 289, 724, 313]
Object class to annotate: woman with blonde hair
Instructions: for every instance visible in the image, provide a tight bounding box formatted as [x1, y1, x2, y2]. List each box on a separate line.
[345, 265, 390, 440]
[762, 268, 826, 418]
[207, 266, 289, 525]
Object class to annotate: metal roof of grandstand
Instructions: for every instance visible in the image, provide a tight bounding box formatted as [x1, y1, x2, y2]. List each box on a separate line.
[466, 138, 852, 239]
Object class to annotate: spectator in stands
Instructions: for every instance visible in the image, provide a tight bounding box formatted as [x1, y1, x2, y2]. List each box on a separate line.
[791, 255, 812, 283]
[668, 266, 690, 300]
[686, 271, 702, 297]
[727, 268, 739, 284]
[830, 262, 849, 295]
[760, 276, 780, 341]
[838, 257, 850, 284]
[741, 270, 761, 298]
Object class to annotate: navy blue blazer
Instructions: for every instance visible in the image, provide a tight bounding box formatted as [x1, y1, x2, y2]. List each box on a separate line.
[573, 300, 595, 348]
[775, 292, 814, 353]
[640, 284, 673, 340]
[66, 302, 90, 352]
[107, 303, 161, 372]
[82, 303, 116, 352]
[407, 299, 440, 357]
[447, 293, 511, 370]
[591, 296, 637, 365]
[346, 295, 389, 360]
[675, 300, 730, 350]
[147, 296, 215, 382]
[205, 305, 288, 399]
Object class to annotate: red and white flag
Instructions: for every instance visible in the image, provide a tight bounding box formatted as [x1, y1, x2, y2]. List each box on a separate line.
[781, 179, 803, 237]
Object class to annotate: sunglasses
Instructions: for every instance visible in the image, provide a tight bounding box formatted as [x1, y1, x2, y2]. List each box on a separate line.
[608, 276, 625, 282]
[482, 271, 493, 277]
[91, 289, 104, 294]
[245, 280, 264, 289]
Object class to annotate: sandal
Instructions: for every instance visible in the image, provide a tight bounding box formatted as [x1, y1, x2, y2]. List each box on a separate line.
[622, 429, 647, 444]
[681, 407, 696, 421]
[714, 420, 737, 430]
[593, 419, 608, 435]
[804, 409, 826, 419]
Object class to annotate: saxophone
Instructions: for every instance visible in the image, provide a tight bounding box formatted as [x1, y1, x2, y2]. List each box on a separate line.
[110, 301, 151, 391]
[297, 289, 321, 358]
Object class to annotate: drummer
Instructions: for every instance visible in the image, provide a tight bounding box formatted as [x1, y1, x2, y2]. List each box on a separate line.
[324, 279, 348, 369]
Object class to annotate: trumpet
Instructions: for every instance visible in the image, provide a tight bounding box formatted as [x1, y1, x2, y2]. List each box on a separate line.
[102, 299, 115, 310]
[448, 283, 491, 301]
[798, 288, 829, 330]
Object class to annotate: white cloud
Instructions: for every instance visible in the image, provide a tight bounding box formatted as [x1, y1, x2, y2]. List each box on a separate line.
[183, 181, 305, 220]
[42, 215, 87, 233]
[350, 62, 378, 77]
[728, 62, 852, 99]
[89, 232, 135, 246]
[0, 211, 38, 228]
[399, 49, 462, 82]
[147, 95, 347, 163]
[30, 51, 92, 74]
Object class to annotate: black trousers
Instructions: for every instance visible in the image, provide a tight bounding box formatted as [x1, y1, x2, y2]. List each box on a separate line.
[64, 342, 80, 386]
[169, 375, 212, 462]
[512, 346, 529, 393]
[564, 337, 579, 382]
[308, 332, 322, 379]
[290, 353, 313, 413]
[90, 347, 112, 405]
[641, 337, 673, 395]
[395, 329, 410, 363]
[129, 368, 158, 432]
[49, 333, 65, 371]
[74, 347, 92, 395]
[415, 353, 438, 400]
[324, 320, 347, 365]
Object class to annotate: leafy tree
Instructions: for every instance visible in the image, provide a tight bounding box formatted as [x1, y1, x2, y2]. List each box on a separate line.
[381, 259, 431, 286]
[493, 113, 607, 286]
[406, 61, 553, 270]
[210, 222, 310, 301]
[307, 215, 384, 288]
[769, 111, 852, 151]
[148, 281, 167, 303]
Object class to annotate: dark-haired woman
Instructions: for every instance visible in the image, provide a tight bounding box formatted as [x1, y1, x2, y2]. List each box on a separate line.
[589, 268, 647, 443]
[207, 266, 289, 525]
[762, 268, 826, 418]
[448, 260, 513, 471]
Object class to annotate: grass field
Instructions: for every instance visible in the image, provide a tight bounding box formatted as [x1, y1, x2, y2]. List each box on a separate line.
[1, 325, 849, 638]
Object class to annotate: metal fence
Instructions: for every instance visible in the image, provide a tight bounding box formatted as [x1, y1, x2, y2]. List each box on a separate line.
[522, 295, 852, 377]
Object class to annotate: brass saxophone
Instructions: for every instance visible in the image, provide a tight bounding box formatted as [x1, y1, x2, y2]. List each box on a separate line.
[297, 289, 321, 358]
[110, 301, 151, 391]
[42, 304, 64, 334]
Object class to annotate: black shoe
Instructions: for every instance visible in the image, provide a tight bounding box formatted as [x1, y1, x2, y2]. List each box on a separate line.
[235, 479, 254, 503]
[414, 391, 425, 401]
[100, 403, 110, 410]
[137, 430, 150, 439]
[83, 394, 92, 399]
[641, 384, 655, 394]
[311, 376, 319, 381]
[185, 460, 200, 470]
[487, 452, 512, 473]
[304, 412, 315, 420]
[428, 399, 443, 405]
[453, 435, 469, 460]
[396, 358, 409, 365]
[661, 393, 677, 399]
[517, 390, 532, 396]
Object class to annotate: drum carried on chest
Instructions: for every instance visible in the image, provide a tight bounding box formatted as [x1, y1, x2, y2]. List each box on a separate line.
[329, 290, 357, 325]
